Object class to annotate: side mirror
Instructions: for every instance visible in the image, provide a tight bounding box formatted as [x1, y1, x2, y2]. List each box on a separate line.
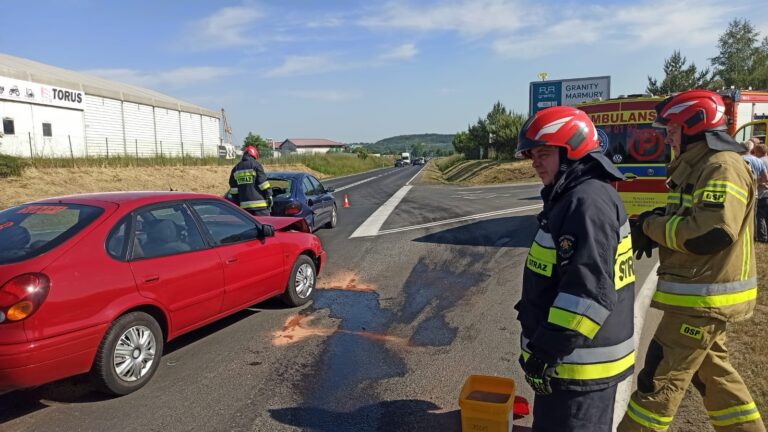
[261, 224, 275, 238]
[325, 187, 335, 193]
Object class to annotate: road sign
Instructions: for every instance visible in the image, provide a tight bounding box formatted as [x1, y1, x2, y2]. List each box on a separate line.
[529, 76, 610, 116]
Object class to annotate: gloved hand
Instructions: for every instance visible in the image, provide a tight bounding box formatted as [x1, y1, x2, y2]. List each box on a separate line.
[267, 196, 274, 208]
[523, 355, 556, 395]
[631, 209, 662, 260]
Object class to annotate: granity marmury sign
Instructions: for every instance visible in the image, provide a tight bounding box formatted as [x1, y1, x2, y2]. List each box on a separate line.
[529, 76, 610, 115]
[0, 76, 84, 110]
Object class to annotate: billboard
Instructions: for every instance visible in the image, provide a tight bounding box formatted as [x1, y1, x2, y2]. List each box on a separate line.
[529, 76, 610, 116]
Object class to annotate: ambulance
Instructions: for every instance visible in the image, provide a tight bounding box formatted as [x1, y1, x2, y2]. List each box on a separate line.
[578, 95, 669, 216]
[577, 90, 768, 217]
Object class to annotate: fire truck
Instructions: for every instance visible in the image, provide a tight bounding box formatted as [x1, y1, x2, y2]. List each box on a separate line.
[578, 96, 669, 216]
[577, 90, 768, 216]
[721, 89, 768, 144]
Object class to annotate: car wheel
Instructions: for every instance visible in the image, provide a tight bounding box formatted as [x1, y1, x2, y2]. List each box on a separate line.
[325, 205, 338, 229]
[91, 311, 163, 396]
[281, 255, 316, 307]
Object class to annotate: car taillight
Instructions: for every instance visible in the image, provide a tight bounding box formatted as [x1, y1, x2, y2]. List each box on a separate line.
[0, 273, 50, 324]
[285, 201, 302, 215]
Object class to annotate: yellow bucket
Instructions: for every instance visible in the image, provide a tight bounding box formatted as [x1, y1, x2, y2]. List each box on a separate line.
[458, 375, 516, 432]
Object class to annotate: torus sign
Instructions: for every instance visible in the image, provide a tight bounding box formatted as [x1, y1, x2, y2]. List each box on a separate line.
[0, 76, 84, 110]
[529, 76, 610, 116]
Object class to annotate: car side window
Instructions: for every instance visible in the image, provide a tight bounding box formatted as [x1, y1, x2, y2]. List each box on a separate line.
[302, 177, 316, 196]
[190, 201, 260, 245]
[106, 217, 130, 260]
[133, 204, 206, 259]
[309, 176, 324, 194]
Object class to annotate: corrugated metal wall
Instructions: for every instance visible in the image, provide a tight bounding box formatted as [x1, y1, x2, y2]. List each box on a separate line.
[180, 111, 203, 156]
[123, 102, 157, 157]
[154, 107, 182, 156]
[202, 115, 220, 157]
[84, 95, 124, 156]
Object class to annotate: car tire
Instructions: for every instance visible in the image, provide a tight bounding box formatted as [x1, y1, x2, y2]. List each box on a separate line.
[90, 311, 164, 396]
[324, 205, 338, 229]
[281, 255, 316, 307]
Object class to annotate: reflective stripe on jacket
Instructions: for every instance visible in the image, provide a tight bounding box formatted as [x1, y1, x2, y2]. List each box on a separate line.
[228, 154, 273, 210]
[643, 141, 757, 322]
[517, 158, 635, 392]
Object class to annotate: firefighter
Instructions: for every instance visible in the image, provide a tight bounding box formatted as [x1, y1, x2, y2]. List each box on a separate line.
[515, 106, 636, 432]
[228, 146, 273, 216]
[620, 90, 765, 431]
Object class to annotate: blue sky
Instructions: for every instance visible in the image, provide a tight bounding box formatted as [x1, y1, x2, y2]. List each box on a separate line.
[2, 0, 766, 144]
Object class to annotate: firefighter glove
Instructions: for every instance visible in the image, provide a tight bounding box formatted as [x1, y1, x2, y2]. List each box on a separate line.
[631, 211, 658, 260]
[523, 355, 555, 395]
[267, 196, 273, 208]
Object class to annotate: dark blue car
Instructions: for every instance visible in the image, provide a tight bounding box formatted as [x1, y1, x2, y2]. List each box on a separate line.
[267, 172, 337, 232]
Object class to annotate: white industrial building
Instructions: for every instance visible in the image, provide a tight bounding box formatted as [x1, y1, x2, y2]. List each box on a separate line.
[0, 53, 221, 158]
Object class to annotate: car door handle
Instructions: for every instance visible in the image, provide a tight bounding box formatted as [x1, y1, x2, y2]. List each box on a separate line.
[225, 257, 239, 264]
[143, 275, 160, 283]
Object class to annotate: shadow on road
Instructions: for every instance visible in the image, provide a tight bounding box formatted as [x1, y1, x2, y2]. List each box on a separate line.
[412, 215, 538, 248]
[269, 399, 533, 432]
[269, 399, 462, 432]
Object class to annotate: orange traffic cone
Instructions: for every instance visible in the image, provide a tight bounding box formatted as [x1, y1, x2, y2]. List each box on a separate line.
[343, 194, 350, 208]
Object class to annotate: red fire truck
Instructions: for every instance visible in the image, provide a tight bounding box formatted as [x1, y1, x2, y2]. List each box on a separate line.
[721, 89, 768, 144]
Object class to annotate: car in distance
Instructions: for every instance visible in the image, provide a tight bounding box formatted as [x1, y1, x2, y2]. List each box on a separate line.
[0, 192, 325, 396]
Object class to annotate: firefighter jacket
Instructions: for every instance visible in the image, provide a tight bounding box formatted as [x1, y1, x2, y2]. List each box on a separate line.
[517, 155, 636, 392]
[642, 139, 757, 322]
[228, 153, 273, 211]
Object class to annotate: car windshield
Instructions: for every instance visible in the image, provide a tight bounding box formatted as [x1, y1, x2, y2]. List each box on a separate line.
[268, 178, 293, 198]
[0, 203, 104, 264]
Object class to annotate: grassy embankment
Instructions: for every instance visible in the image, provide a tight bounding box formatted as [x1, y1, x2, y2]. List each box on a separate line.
[0, 153, 391, 209]
[420, 155, 536, 185]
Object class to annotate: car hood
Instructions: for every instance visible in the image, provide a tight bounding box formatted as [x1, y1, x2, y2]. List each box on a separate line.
[255, 216, 311, 233]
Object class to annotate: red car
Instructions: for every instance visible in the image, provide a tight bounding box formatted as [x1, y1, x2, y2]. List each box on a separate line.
[0, 192, 324, 395]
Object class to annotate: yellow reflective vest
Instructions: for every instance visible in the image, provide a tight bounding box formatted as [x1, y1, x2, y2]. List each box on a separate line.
[642, 141, 757, 322]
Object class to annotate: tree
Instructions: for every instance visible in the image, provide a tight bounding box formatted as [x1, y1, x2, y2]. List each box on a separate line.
[647, 50, 715, 94]
[242, 132, 271, 158]
[352, 146, 369, 159]
[486, 101, 527, 159]
[710, 18, 764, 89]
[452, 131, 473, 156]
[750, 36, 768, 89]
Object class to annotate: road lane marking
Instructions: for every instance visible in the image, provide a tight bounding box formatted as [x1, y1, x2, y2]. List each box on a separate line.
[613, 261, 659, 428]
[374, 204, 543, 236]
[406, 165, 425, 186]
[349, 185, 413, 238]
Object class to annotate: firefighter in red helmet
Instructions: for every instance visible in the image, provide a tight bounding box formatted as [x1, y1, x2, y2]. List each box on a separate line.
[619, 90, 764, 431]
[515, 106, 635, 431]
[228, 146, 273, 216]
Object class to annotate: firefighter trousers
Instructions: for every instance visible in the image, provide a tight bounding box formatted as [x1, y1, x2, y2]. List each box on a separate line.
[532, 383, 618, 432]
[618, 312, 765, 431]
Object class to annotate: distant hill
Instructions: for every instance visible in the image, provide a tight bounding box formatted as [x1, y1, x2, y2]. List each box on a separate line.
[362, 133, 455, 155]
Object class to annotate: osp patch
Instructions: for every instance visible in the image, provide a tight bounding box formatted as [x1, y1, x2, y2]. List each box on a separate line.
[558, 234, 576, 259]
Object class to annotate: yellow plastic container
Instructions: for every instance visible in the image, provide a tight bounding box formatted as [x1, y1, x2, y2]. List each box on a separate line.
[458, 375, 516, 432]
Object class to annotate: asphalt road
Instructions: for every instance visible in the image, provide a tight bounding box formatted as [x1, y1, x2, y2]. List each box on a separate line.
[0, 164, 658, 432]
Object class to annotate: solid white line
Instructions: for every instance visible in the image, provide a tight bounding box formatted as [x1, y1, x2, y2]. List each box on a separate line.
[406, 165, 425, 186]
[375, 204, 543, 236]
[349, 185, 413, 238]
[613, 261, 659, 427]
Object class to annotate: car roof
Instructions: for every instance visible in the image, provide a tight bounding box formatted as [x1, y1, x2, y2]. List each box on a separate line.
[32, 191, 223, 207]
[268, 172, 311, 179]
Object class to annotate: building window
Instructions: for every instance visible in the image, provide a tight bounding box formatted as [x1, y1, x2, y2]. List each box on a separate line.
[3, 118, 14, 135]
[42, 122, 52, 137]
